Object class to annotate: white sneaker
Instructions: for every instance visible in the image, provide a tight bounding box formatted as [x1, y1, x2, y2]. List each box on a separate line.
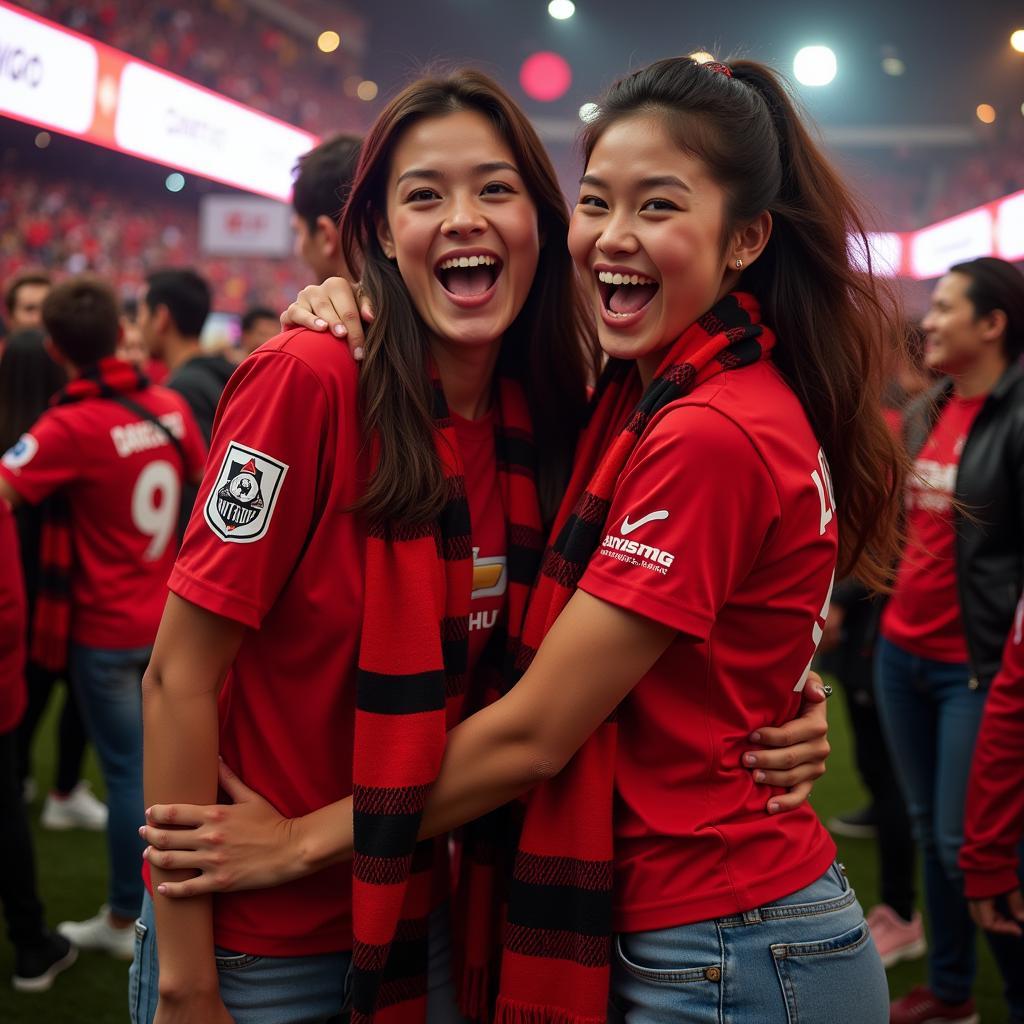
[41, 782, 108, 832]
[57, 906, 135, 961]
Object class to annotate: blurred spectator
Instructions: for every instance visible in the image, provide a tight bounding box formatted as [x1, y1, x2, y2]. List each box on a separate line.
[962, 591, 1024, 939]
[291, 133, 362, 281]
[239, 306, 280, 356]
[0, 497, 78, 993]
[0, 275, 206, 960]
[139, 268, 231, 444]
[3, 270, 51, 334]
[0, 329, 105, 831]
[877, 258, 1024, 1024]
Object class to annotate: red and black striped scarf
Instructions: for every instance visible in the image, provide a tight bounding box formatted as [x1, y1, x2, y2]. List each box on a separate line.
[30, 358, 149, 673]
[493, 292, 776, 1024]
[350, 367, 545, 1024]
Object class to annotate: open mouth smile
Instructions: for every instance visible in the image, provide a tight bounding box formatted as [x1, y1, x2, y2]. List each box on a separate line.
[595, 267, 660, 324]
[434, 251, 504, 308]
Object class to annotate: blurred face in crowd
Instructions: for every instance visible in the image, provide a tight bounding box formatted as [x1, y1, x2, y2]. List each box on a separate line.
[292, 214, 349, 284]
[921, 271, 1008, 375]
[241, 314, 280, 355]
[9, 282, 50, 330]
[375, 109, 541, 355]
[136, 296, 165, 360]
[116, 315, 147, 368]
[568, 113, 768, 373]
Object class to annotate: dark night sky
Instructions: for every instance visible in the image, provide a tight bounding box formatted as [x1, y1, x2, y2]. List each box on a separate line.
[349, 0, 1023, 132]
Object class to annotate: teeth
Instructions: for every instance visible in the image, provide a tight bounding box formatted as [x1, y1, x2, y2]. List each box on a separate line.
[597, 270, 655, 286]
[439, 254, 497, 271]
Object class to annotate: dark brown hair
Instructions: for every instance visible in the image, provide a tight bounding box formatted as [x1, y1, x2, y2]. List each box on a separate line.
[4, 268, 51, 315]
[342, 69, 597, 525]
[292, 132, 362, 232]
[42, 275, 121, 368]
[580, 57, 907, 590]
[0, 328, 66, 452]
[950, 256, 1024, 360]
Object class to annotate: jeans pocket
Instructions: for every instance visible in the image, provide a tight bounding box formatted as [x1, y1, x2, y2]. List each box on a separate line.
[214, 946, 265, 972]
[614, 934, 721, 985]
[771, 921, 888, 1024]
[128, 919, 147, 1024]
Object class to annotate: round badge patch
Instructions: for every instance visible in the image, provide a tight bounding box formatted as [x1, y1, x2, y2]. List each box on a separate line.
[2, 433, 38, 470]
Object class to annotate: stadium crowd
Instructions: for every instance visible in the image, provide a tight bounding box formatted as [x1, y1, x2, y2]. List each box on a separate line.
[0, 59, 1023, 1024]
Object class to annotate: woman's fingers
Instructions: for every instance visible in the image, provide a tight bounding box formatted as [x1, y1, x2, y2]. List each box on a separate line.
[765, 780, 813, 814]
[750, 703, 828, 748]
[154, 873, 219, 899]
[144, 803, 209, 828]
[143, 845, 208, 871]
[744, 736, 830, 774]
[217, 759, 258, 802]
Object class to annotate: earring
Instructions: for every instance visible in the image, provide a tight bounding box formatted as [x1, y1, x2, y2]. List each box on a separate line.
[735, 258, 743, 269]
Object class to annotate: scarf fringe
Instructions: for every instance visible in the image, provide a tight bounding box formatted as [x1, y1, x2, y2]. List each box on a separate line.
[494, 996, 605, 1024]
[459, 964, 493, 1024]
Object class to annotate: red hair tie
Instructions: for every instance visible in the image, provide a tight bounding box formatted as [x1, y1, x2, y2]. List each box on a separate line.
[704, 61, 733, 78]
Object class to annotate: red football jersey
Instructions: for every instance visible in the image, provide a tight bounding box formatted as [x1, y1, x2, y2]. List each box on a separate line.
[0, 500, 27, 733]
[0, 386, 207, 648]
[961, 593, 1024, 899]
[167, 329, 506, 956]
[882, 394, 985, 662]
[578, 360, 838, 932]
[453, 410, 507, 668]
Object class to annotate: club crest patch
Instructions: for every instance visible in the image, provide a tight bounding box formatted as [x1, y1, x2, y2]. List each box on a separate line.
[203, 442, 288, 543]
[1, 433, 38, 471]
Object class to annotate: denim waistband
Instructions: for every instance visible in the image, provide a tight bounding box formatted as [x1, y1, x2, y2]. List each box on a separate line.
[718, 862, 855, 929]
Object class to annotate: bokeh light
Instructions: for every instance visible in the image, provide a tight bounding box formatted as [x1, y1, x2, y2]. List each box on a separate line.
[976, 103, 996, 124]
[317, 31, 340, 54]
[548, 0, 575, 20]
[1011, 29, 1024, 53]
[881, 57, 905, 76]
[578, 102, 600, 123]
[34, 131, 51, 149]
[356, 80, 379, 102]
[520, 51, 572, 102]
[165, 173, 186, 192]
[793, 46, 837, 87]
[689, 51, 715, 64]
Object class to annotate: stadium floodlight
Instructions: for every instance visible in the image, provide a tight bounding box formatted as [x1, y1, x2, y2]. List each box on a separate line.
[548, 0, 575, 20]
[1011, 29, 1024, 53]
[317, 31, 341, 54]
[793, 46, 837, 87]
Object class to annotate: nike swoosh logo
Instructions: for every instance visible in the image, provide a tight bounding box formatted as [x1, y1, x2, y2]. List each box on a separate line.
[620, 510, 670, 536]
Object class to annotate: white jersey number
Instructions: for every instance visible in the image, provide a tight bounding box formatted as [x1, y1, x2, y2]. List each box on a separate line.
[811, 448, 836, 536]
[132, 460, 179, 561]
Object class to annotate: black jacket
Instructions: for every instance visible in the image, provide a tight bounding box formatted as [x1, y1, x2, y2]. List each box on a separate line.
[831, 362, 1024, 689]
[904, 363, 1024, 687]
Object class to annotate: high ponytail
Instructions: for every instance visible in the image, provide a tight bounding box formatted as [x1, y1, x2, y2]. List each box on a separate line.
[582, 56, 908, 591]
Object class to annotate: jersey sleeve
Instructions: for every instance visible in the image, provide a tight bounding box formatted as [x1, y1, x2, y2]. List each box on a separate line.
[960, 595, 1024, 899]
[578, 404, 780, 639]
[168, 350, 333, 630]
[0, 413, 81, 505]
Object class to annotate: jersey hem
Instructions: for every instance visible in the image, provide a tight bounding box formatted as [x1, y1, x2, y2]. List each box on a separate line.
[613, 836, 837, 933]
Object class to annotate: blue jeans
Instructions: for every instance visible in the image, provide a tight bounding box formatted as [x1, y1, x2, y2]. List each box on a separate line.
[69, 643, 149, 921]
[875, 636, 1024, 1015]
[610, 862, 887, 1024]
[130, 891, 468, 1024]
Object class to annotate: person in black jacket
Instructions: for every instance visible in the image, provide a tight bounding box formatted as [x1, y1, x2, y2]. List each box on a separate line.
[877, 257, 1024, 1024]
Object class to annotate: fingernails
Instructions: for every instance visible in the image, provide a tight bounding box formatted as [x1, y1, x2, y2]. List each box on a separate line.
[333, 323, 347, 337]
[353, 346, 365, 361]
[314, 318, 327, 330]
[768, 802, 780, 814]
[145, 806, 153, 817]
[743, 753, 757, 766]
[361, 305, 375, 321]
[816, 685, 827, 698]
[138, 826, 146, 837]
[755, 771, 766, 782]
[157, 884, 167, 895]
[749, 731, 761, 743]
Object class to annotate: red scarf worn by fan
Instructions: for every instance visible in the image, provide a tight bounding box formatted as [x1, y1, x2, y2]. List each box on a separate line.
[350, 369, 545, 1024]
[31, 358, 151, 674]
[493, 292, 776, 1024]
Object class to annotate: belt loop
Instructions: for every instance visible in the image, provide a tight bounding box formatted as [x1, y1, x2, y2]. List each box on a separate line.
[742, 908, 762, 925]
